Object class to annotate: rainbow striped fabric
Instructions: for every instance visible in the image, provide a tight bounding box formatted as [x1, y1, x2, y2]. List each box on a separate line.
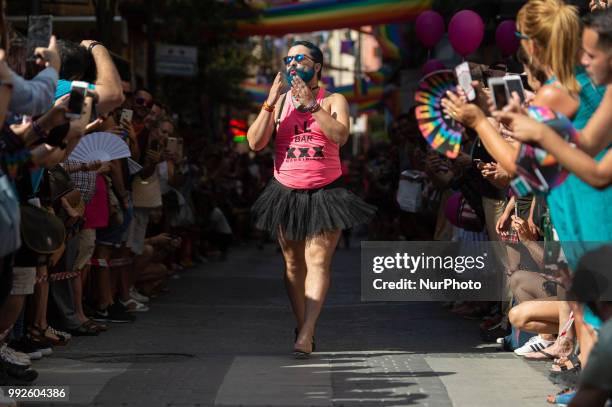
[236, 0, 432, 36]
[374, 24, 408, 60]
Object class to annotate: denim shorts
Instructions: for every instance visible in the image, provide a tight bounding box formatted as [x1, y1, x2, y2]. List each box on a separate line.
[97, 200, 133, 247]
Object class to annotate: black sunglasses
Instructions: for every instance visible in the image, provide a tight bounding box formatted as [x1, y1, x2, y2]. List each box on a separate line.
[283, 54, 314, 65]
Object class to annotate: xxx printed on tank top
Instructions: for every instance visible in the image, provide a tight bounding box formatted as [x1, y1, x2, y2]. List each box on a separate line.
[274, 88, 342, 189]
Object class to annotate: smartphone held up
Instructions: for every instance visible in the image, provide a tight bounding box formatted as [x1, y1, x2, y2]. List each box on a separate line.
[488, 77, 510, 111]
[120, 109, 134, 124]
[454, 62, 476, 101]
[66, 81, 88, 119]
[504, 75, 526, 104]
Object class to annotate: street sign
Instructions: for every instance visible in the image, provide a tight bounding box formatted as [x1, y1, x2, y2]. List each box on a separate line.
[155, 44, 198, 77]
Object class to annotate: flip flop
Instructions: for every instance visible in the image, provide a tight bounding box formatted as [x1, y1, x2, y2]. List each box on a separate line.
[84, 319, 108, 332]
[69, 322, 99, 337]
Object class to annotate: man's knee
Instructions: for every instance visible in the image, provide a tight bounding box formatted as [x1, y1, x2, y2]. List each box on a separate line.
[284, 256, 306, 275]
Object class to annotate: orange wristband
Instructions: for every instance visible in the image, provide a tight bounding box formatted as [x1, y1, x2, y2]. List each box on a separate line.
[262, 102, 274, 112]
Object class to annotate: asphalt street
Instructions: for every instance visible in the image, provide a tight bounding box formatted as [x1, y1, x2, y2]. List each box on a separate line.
[22, 240, 562, 407]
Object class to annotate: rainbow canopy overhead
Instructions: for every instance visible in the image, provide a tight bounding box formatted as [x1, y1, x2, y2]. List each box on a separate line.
[236, 0, 432, 36]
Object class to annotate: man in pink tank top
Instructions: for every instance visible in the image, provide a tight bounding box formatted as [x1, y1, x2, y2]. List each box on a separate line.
[248, 41, 376, 358]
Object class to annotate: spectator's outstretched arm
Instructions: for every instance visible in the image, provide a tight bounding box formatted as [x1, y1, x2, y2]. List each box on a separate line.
[9, 36, 60, 116]
[81, 40, 124, 115]
[9, 67, 58, 115]
[495, 97, 612, 190]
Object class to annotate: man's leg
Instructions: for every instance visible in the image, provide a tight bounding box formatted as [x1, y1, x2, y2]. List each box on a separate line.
[48, 237, 81, 331]
[295, 229, 342, 353]
[277, 228, 307, 331]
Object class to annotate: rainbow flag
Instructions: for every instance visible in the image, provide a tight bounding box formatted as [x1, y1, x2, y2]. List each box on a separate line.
[331, 82, 384, 103]
[353, 76, 368, 98]
[365, 66, 391, 84]
[242, 82, 270, 104]
[374, 23, 407, 60]
[355, 98, 382, 114]
[236, 0, 432, 36]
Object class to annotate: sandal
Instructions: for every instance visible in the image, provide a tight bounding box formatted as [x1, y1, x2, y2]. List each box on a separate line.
[84, 319, 108, 332]
[549, 354, 581, 387]
[69, 322, 99, 337]
[29, 325, 69, 346]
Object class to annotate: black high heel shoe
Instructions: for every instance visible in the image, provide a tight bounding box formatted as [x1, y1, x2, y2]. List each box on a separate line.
[293, 328, 316, 353]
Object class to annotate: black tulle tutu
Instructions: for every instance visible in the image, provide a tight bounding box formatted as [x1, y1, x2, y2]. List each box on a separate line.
[251, 176, 377, 241]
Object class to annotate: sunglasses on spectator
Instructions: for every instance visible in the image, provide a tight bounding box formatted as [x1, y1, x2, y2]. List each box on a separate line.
[514, 30, 529, 40]
[135, 97, 153, 108]
[283, 54, 314, 65]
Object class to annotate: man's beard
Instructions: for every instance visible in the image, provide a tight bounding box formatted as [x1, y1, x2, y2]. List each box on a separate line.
[285, 66, 315, 85]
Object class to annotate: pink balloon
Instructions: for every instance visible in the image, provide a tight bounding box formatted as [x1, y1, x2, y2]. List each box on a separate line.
[448, 10, 484, 57]
[422, 59, 446, 76]
[496, 20, 520, 56]
[415, 11, 445, 49]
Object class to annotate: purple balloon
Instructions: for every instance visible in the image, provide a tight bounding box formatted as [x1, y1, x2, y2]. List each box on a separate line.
[448, 10, 484, 57]
[415, 11, 445, 49]
[422, 59, 446, 76]
[496, 20, 520, 56]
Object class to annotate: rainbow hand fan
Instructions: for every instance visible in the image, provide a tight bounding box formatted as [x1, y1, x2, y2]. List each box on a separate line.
[69, 132, 131, 163]
[513, 106, 578, 196]
[414, 70, 464, 159]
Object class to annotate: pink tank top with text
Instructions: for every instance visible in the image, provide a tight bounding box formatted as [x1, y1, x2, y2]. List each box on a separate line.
[274, 88, 342, 189]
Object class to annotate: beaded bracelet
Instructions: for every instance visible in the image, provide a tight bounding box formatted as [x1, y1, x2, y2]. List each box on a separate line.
[305, 100, 318, 111]
[262, 101, 274, 112]
[308, 102, 321, 114]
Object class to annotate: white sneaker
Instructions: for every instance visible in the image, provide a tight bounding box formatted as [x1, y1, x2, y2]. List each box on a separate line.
[49, 326, 71, 340]
[25, 349, 43, 360]
[36, 345, 53, 357]
[1, 343, 31, 366]
[129, 288, 150, 303]
[514, 335, 555, 356]
[120, 298, 150, 312]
